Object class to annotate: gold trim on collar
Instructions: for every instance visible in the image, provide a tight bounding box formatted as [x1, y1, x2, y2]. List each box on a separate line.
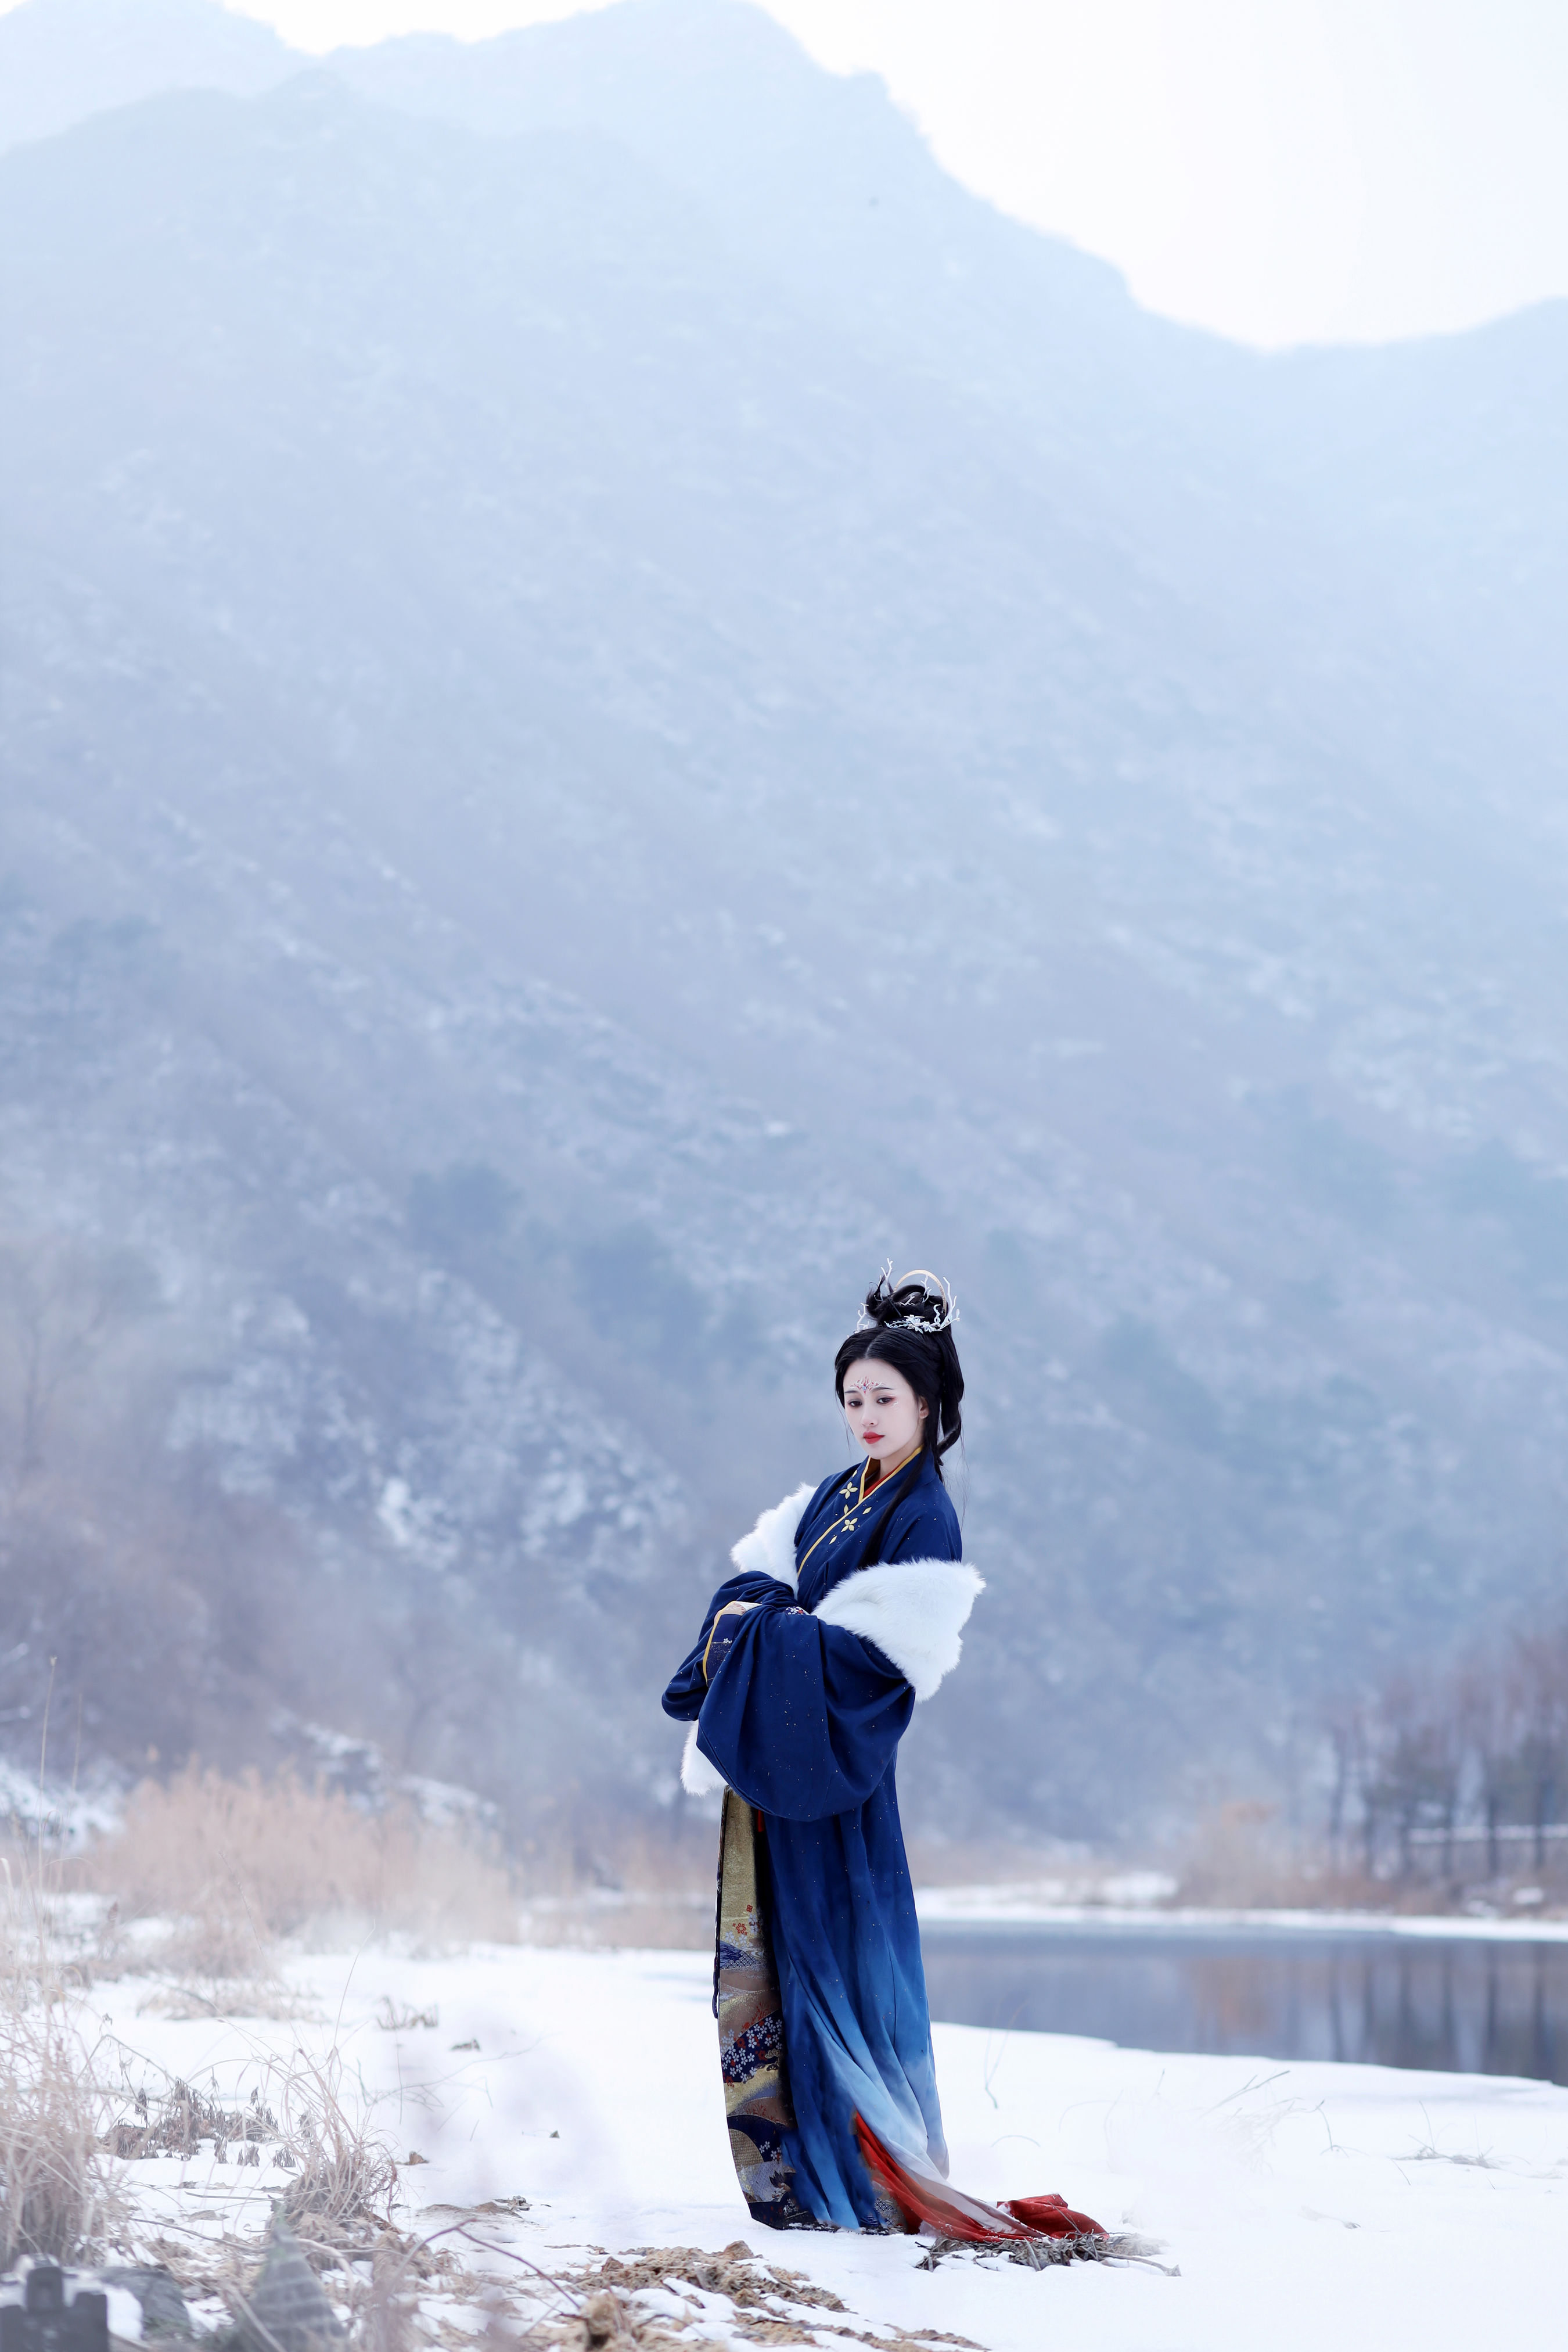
[795, 1452, 920, 1580]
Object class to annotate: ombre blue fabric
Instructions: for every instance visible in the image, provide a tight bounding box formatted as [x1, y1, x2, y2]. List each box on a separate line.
[662, 1451, 962, 2229]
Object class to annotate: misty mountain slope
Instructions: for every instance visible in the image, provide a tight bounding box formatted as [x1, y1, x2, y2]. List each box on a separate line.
[2, 44, 1568, 1834]
[6, 0, 1565, 754]
[328, 2, 1568, 748]
[0, 0, 293, 148]
[7, 0, 1566, 688]
[329, 1, 1189, 431]
[0, 842, 713, 1814]
[1254, 304, 1568, 744]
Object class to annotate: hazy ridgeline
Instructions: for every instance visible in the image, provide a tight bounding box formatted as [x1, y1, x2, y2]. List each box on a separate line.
[1, 0, 1567, 1847]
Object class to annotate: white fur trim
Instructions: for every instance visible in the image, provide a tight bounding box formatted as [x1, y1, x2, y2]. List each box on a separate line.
[812, 1557, 983, 1701]
[681, 1718, 728, 1797]
[729, 1481, 815, 1593]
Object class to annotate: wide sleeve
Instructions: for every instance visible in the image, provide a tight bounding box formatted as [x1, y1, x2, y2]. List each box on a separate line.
[660, 1569, 793, 1722]
[686, 1601, 915, 1820]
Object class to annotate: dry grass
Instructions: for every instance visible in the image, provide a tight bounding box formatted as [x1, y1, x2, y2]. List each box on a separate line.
[277, 2046, 399, 2239]
[0, 1992, 123, 2268]
[1, 1847, 125, 2271]
[549, 2247, 985, 2350]
[78, 1765, 521, 1972]
[106, 2074, 278, 2163]
[1172, 1802, 1308, 1908]
[105, 2035, 400, 2245]
[570, 2247, 846, 2317]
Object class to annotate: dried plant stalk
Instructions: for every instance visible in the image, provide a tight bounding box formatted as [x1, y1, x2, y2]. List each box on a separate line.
[0, 1992, 123, 2268]
[275, 2045, 398, 2236]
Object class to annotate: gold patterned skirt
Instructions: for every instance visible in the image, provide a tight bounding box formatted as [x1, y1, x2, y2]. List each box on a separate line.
[713, 1789, 819, 2228]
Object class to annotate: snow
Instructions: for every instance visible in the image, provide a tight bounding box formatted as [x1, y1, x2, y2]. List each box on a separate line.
[914, 1890, 1568, 1938]
[916, 1875, 1179, 1918]
[89, 1939, 1568, 2351]
[0, 1759, 123, 1847]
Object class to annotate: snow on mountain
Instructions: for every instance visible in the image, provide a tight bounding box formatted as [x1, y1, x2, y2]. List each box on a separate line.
[1, 0, 1566, 1841]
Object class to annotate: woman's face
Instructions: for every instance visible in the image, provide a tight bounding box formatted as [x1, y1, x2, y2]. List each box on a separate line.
[840, 1358, 927, 1468]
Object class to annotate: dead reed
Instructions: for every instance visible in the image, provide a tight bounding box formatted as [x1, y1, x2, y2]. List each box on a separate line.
[276, 2046, 398, 2239]
[79, 1765, 520, 1970]
[0, 1994, 123, 2268]
[0, 1845, 125, 2270]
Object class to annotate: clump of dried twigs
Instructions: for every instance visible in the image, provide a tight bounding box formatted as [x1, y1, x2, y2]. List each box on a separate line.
[276, 2046, 398, 2244]
[107, 2077, 279, 2165]
[536, 2289, 691, 2349]
[574, 2246, 845, 2317]
[374, 1998, 438, 2033]
[916, 2226, 1168, 2275]
[541, 2243, 987, 2350]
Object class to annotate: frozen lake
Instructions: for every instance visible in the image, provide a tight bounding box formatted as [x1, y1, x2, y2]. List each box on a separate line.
[920, 1917, 1568, 2084]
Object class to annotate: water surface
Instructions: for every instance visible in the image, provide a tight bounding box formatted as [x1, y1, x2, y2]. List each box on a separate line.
[920, 1919, 1568, 2085]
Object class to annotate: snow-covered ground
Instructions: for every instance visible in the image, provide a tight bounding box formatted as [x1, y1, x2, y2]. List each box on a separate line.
[914, 1887, 1568, 1936]
[97, 1940, 1567, 2352]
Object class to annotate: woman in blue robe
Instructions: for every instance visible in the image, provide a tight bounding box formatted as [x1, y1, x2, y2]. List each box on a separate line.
[662, 1269, 982, 2232]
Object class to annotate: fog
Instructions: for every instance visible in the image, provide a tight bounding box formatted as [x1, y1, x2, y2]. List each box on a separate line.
[1, 0, 1566, 1848]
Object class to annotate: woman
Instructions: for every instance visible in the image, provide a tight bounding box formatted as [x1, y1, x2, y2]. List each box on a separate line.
[661, 1267, 980, 2232]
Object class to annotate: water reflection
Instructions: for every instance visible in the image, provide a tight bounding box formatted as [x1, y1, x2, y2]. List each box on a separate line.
[920, 1924, 1566, 2084]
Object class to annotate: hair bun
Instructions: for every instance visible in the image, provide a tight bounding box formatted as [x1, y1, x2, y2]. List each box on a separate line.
[858, 1265, 958, 1334]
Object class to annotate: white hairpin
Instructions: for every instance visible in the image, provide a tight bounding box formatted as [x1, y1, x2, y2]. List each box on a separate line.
[890, 1266, 958, 1333]
[854, 1263, 959, 1335]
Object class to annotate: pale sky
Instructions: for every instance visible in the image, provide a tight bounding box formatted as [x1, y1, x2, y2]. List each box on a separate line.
[105, 2, 1568, 346]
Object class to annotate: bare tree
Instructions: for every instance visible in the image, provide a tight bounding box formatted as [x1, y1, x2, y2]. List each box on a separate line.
[1329, 1606, 1568, 1892]
[1509, 1622, 1568, 1872]
[1455, 1644, 1520, 1880]
[1322, 1693, 1367, 1876]
[1372, 1669, 1464, 1881]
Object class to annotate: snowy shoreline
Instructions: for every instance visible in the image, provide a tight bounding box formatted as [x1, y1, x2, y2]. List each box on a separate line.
[77, 1937, 1568, 2352]
[914, 1893, 1568, 1939]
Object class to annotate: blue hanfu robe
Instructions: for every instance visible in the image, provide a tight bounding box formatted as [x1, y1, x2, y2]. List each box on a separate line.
[661, 1450, 980, 2232]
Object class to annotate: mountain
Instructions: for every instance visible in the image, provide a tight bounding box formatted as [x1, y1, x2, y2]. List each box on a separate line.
[1, 0, 1566, 1846]
[0, 0, 293, 146]
[8, 0, 1564, 748]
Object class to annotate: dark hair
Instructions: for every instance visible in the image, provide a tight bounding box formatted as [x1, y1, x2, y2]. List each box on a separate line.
[833, 1270, 964, 1478]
